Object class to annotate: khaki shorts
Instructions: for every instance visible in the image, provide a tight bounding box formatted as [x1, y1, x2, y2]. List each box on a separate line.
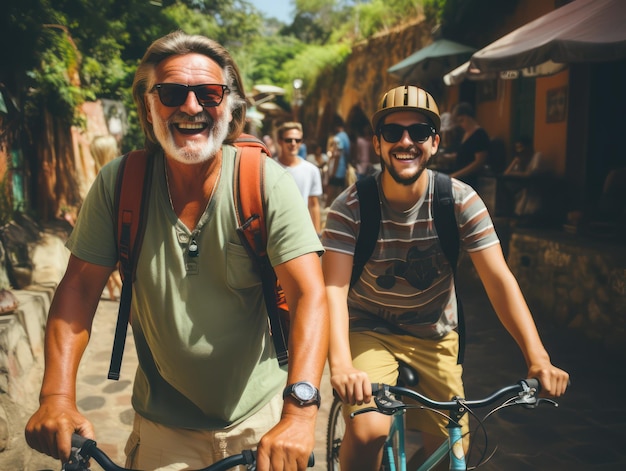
[345, 330, 468, 438]
[124, 393, 283, 471]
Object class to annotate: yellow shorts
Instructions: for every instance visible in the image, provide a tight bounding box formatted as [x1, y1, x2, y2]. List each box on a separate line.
[345, 330, 468, 438]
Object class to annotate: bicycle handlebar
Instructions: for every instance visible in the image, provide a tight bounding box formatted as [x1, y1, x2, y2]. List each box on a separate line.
[64, 433, 315, 471]
[362, 378, 556, 417]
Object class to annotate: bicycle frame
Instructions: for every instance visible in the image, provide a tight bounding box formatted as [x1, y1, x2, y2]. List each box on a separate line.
[382, 409, 465, 471]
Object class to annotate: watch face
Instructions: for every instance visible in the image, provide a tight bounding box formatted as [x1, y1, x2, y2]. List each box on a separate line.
[294, 382, 316, 401]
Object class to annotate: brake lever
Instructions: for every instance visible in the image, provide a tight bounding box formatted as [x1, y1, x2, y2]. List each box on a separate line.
[61, 446, 90, 471]
[536, 398, 559, 408]
[375, 389, 405, 413]
[515, 390, 559, 410]
[514, 380, 560, 409]
[350, 407, 381, 417]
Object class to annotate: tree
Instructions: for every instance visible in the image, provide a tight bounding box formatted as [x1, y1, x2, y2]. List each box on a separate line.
[0, 0, 267, 222]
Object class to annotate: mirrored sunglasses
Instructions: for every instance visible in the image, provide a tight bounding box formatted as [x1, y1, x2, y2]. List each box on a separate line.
[151, 83, 230, 108]
[378, 123, 435, 143]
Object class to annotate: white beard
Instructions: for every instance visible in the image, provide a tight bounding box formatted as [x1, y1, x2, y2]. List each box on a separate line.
[149, 95, 230, 164]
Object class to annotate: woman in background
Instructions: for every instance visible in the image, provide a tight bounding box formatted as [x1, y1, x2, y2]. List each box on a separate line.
[89, 135, 123, 300]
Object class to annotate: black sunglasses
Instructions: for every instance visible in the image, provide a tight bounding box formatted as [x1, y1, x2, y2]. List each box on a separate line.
[378, 123, 435, 143]
[151, 83, 230, 108]
[282, 138, 302, 144]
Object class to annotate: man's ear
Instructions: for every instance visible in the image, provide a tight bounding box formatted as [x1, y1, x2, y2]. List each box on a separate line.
[431, 134, 441, 155]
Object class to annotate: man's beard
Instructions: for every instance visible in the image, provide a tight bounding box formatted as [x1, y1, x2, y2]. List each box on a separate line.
[150, 103, 229, 164]
[379, 153, 428, 186]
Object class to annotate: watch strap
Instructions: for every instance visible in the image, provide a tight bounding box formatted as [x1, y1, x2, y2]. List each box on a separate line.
[282, 382, 321, 407]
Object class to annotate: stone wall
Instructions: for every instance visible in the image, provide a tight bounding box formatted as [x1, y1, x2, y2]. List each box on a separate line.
[507, 228, 626, 357]
[300, 18, 433, 141]
[0, 228, 68, 470]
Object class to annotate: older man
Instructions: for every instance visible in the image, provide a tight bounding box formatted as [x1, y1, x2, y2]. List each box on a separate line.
[25, 31, 328, 471]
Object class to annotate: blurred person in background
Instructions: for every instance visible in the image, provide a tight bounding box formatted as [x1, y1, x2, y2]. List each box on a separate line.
[450, 102, 490, 189]
[276, 122, 324, 234]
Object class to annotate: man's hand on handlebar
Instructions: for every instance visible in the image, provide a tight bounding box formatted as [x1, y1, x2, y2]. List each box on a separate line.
[527, 362, 569, 398]
[330, 366, 372, 405]
[24, 394, 94, 463]
[255, 410, 317, 471]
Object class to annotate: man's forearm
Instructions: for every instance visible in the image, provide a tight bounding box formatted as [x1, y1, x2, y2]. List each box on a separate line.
[309, 197, 321, 234]
[275, 253, 329, 389]
[286, 290, 328, 387]
[39, 256, 111, 400]
[40, 318, 89, 401]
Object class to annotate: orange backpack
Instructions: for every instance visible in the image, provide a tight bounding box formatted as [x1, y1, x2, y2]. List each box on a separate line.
[108, 134, 289, 380]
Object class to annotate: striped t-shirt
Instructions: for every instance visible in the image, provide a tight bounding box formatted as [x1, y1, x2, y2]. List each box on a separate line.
[322, 170, 499, 339]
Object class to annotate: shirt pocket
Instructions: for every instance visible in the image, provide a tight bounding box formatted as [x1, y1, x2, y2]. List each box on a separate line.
[226, 241, 262, 290]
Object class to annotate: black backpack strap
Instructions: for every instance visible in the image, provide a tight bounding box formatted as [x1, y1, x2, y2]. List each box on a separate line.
[351, 175, 381, 288]
[433, 171, 464, 364]
[109, 150, 154, 380]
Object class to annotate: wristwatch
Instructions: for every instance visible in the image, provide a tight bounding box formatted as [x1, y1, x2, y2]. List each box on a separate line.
[283, 381, 321, 407]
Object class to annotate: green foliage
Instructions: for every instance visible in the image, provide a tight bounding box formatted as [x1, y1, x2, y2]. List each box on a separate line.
[280, 43, 352, 99]
[423, 0, 448, 24]
[240, 36, 306, 88]
[285, 0, 353, 44]
[1, 0, 447, 151]
[25, 26, 91, 126]
[354, 0, 423, 39]
[162, 3, 221, 38]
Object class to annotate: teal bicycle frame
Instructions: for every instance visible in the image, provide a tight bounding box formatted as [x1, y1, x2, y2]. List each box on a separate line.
[382, 408, 465, 471]
[356, 379, 550, 471]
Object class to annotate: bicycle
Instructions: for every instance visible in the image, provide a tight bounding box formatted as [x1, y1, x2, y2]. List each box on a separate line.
[326, 361, 419, 471]
[326, 376, 558, 470]
[63, 433, 315, 471]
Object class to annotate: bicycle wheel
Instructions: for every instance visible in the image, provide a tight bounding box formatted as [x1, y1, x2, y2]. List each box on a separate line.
[326, 397, 345, 471]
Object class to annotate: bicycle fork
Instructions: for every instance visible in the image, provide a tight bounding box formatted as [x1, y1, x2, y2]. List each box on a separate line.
[382, 406, 466, 471]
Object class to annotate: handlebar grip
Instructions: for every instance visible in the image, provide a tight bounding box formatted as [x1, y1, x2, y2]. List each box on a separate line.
[71, 433, 90, 448]
[241, 449, 314, 468]
[524, 378, 541, 392]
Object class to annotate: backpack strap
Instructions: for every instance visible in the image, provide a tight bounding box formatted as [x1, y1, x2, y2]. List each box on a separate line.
[432, 171, 464, 364]
[233, 138, 289, 367]
[109, 150, 154, 380]
[233, 133, 272, 154]
[351, 175, 381, 288]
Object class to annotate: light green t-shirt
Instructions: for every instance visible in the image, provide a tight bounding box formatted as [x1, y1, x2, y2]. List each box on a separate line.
[67, 145, 323, 429]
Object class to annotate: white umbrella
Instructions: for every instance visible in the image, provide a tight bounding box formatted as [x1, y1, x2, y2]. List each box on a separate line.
[444, 60, 566, 85]
[468, 0, 626, 75]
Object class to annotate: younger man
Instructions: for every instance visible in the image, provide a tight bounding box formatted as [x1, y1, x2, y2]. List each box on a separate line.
[276, 122, 323, 234]
[322, 85, 569, 470]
